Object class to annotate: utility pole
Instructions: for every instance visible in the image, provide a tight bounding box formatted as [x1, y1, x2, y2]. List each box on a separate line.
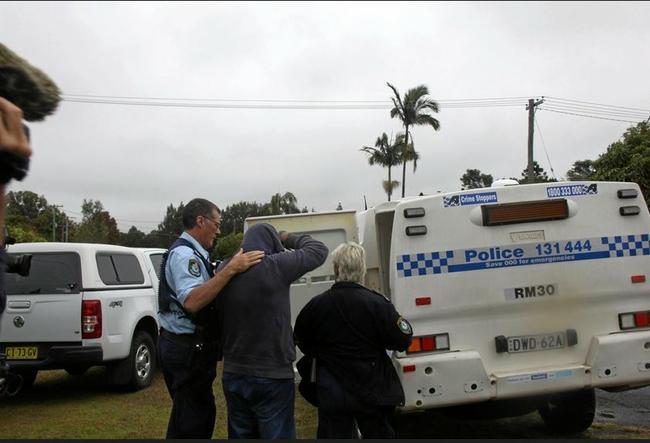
[526, 97, 545, 183]
[51, 205, 63, 242]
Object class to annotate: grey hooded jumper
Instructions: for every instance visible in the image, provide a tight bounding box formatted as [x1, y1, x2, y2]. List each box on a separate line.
[217, 223, 328, 379]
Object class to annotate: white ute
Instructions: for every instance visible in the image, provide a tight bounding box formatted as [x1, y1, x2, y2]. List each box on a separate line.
[246, 181, 650, 433]
[0, 242, 165, 394]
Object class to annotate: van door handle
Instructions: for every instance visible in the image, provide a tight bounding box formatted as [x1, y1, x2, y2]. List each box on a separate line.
[8, 301, 31, 309]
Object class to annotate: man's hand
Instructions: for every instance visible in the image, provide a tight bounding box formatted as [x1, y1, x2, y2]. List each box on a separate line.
[0, 98, 31, 158]
[225, 248, 265, 274]
[278, 231, 289, 246]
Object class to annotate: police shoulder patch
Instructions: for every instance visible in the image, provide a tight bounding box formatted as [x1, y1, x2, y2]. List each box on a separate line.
[188, 258, 201, 277]
[397, 316, 412, 335]
[369, 288, 390, 302]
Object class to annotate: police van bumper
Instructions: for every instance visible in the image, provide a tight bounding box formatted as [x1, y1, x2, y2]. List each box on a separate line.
[395, 350, 494, 412]
[395, 330, 650, 412]
[585, 329, 650, 390]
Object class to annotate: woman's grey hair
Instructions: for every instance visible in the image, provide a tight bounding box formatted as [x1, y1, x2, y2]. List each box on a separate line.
[331, 241, 366, 284]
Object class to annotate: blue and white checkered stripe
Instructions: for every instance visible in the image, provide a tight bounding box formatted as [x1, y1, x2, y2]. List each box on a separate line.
[442, 195, 459, 208]
[602, 234, 650, 257]
[396, 251, 455, 277]
[396, 233, 650, 278]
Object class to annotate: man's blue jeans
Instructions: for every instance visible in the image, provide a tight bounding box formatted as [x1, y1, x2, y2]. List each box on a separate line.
[222, 372, 296, 439]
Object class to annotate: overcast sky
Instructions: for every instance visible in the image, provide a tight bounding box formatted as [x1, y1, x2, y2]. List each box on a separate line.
[2, 1, 649, 233]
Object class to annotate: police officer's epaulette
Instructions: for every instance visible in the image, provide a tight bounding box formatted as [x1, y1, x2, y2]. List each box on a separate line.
[368, 287, 391, 302]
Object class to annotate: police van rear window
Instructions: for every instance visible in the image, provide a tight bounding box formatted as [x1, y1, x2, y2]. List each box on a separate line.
[4, 252, 81, 295]
[482, 199, 569, 226]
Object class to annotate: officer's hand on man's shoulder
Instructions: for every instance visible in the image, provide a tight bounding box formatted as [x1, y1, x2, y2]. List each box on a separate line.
[225, 248, 264, 274]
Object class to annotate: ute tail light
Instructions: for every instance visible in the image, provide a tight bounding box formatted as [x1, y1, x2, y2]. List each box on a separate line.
[407, 333, 450, 354]
[619, 310, 650, 330]
[82, 300, 102, 339]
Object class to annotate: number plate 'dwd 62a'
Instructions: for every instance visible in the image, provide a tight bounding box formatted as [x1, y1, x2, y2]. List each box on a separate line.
[507, 331, 567, 353]
[5, 346, 39, 360]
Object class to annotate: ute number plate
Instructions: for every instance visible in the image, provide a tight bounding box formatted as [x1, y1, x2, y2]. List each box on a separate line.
[507, 332, 566, 353]
[5, 346, 39, 360]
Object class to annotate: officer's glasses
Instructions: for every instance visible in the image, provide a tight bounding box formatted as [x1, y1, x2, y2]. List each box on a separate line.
[202, 216, 221, 230]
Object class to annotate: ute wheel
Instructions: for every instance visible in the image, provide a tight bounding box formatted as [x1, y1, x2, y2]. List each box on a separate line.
[538, 388, 596, 434]
[16, 369, 37, 389]
[3, 369, 38, 396]
[65, 365, 89, 376]
[108, 330, 156, 391]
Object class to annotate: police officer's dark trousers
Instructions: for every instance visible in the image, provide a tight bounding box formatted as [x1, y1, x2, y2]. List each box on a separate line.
[316, 365, 395, 439]
[159, 332, 218, 439]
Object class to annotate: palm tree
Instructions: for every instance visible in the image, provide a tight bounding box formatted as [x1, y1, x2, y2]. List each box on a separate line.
[360, 132, 403, 201]
[398, 133, 419, 176]
[387, 82, 441, 198]
[382, 180, 400, 200]
[279, 192, 299, 214]
[266, 192, 299, 215]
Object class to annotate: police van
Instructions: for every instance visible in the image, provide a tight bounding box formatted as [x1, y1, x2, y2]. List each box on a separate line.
[246, 181, 650, 433]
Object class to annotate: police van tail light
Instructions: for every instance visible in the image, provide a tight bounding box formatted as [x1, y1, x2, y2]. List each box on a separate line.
[407, 333, 450, 354]
[619, 310, 650, 330]
[82, 300, 102, 339]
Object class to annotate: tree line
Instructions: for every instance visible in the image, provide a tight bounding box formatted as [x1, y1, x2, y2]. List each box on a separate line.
[5, 191, 310, 260]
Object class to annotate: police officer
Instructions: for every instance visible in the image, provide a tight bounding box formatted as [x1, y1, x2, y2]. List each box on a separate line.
[157, 198, 264, 439]
[294, 241, 413, 439]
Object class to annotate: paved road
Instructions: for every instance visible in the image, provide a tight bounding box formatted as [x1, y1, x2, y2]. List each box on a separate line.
[391, 386, 650, 438]
[595, 385, 650, 428]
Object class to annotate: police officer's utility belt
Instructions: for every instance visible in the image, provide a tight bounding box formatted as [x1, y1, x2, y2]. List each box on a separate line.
[160, 328, 200, 347]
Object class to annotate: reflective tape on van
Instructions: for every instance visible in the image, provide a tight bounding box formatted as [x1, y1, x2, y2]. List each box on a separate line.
[396, 234, 650, 277]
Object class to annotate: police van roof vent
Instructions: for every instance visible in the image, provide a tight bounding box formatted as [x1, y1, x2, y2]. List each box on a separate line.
[491, 179, 519, 187]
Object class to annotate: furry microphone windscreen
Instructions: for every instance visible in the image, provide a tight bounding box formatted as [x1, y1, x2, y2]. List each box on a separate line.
[0, 43, 61, 122]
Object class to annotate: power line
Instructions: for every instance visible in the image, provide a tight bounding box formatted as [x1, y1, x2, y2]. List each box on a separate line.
[534, 118, 556, 180]
[61, 93, 531, 110]
[538, 106, 640, 123]
[542, 99, 648, 119]
[63, 93, 530, 104]
[545, 96, 650, 113]
[61, 97, 390, 110]
[60, 98, 527, 110]
[543, 104, 648, 119]
[63, 93, 390, 103]
[60, 93, 650, 124]
[61, 93, 650, 115]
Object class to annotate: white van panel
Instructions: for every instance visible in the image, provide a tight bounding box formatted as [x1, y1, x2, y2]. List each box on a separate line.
[390, 182, 650, 409]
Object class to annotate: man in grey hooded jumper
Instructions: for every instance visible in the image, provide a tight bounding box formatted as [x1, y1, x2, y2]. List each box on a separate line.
[217, 223, 328, 439]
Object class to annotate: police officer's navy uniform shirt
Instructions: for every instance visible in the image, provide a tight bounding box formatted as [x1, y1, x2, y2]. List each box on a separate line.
[159, 231, 211, 334]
